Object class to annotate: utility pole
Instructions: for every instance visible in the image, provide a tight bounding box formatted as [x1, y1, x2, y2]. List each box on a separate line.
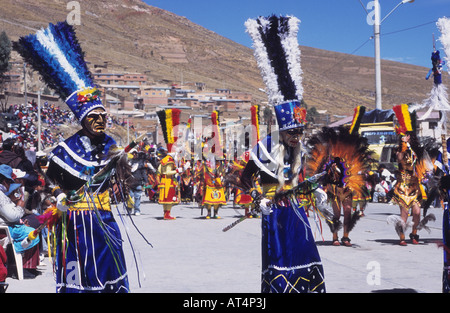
[369, 0, 414, 110]
[373, 0, 382, 110]
[23, 62, 27, 106]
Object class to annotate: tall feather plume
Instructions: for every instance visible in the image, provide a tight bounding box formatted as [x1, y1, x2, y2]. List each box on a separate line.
[210, 110, 223, 157]
[349, 106, 366, 135]
[250, 105, 260, 145]
[413, 17, 450, 128]
[156, 108, 181, 153]
[13, 21, 95, 100]
[245, 15, 303, 105]
[438, 17, 450, 67]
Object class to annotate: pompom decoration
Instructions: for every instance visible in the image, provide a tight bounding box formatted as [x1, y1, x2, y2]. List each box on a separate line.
[349, 106, 366, 135]
[393, 104, 416, 135]
[157, 108, 181, 153]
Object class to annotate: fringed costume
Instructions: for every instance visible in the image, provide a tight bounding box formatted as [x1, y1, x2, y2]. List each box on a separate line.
[201, 161, 227, 219]
[193, 160, 205, 205]
[230, 151, 260, 217]
[156, 109, 182, 220]
[14, 21, 129, 292]
[243, 15, 325, 293]
[201, 111, 226, 219]
[179, 158, 193, 203]
[388, 104, 435, 245]
[305, 106, 372, 246]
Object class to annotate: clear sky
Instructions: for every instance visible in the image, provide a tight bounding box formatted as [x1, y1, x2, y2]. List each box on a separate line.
[144, 0, 450, 70]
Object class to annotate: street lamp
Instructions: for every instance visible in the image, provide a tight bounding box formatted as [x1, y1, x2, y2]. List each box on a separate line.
[372, 0, 414, 110]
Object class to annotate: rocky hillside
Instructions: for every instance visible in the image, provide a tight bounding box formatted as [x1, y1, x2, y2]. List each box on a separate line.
[0, 0, 443, 118]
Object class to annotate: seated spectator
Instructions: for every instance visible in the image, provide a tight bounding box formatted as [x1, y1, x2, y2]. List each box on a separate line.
[0, 235, 7, 292]
[0, 164, 40, 279]
[373, 179, 390, 203]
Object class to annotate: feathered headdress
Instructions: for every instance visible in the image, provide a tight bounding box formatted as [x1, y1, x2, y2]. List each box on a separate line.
[250, 105, 260, 145]
[210, 110, 224, 158]
[13, 21, 104, 121]
[157, 108, 181, 153]
[245, 15, 306, 131]
[413, 17, 450, 125]
[438, 17, 450, 70]
[349, 106, 366, 135]
[393, 104, 416, 135]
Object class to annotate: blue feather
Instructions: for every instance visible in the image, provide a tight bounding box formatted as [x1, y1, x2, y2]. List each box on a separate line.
[14, 21, 94, 99]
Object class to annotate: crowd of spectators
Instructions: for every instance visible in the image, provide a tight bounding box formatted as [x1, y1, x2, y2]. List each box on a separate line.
[0, 100, 137, 290]
[2, 100, 132, 151]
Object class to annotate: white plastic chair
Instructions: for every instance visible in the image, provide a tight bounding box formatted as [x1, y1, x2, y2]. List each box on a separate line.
[0, 225, 23, 280]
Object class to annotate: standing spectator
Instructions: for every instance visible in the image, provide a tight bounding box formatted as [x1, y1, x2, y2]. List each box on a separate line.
[127, 150, 148, 216]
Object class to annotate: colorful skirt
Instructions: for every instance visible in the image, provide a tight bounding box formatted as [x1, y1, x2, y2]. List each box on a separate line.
[234, 189, 253, 206]
[202, 185, 227, 205]
[158, 177, 179, 204]
[55, 191, 129, 293]
[261, 201, 326, 293]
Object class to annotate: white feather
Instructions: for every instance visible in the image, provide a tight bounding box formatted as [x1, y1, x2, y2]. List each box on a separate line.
[245, 18, 284, 105]
[36, 27, 86, 90]
[437, 17, 450, 70]
[279, 16, 303, 101]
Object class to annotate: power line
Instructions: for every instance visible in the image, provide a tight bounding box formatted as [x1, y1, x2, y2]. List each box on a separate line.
[381, 20, 438, 37]
[320, 37, 372, 75]
[321, 19, 438, 75]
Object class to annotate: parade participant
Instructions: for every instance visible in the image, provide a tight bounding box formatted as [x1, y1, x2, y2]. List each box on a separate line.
[156, 108, 183, 220]
[230, 106, 263, 218]
[388, 104, 435, 245]
[201, 111, 227, 219]
[156, 147, 179, 220]
[243, 15, 325, 293]
[306, 106, 372, 247]
[179, 158, 193, 203]
[202, 158, 227, 219]
[127, 149, 148, 216]
[230, 151, 258, 217]
[193, 160, 204, 206]
[14, 21, 129, 292]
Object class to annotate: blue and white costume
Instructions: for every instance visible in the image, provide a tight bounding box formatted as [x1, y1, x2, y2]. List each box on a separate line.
[14, 21, 129, 293]
[244, 15, 326, 293]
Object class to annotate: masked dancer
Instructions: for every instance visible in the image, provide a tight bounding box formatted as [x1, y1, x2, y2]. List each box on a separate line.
[14, 22, 130, 292]
[242, 15, 325, 293]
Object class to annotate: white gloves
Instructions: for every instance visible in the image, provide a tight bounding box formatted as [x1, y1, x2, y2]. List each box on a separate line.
[259, 198, 273, 215]
[313, 188, 328, 210]
[56, 193, 69, 212]
[21, 237, 32, 249]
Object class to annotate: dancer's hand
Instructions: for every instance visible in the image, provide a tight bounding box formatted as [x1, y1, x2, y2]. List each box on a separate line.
[56, 193, 69, 212]
[260, 198, 272, 215]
